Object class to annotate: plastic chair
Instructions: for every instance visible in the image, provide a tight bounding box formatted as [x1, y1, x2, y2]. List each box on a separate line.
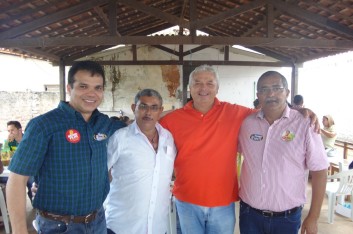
[0, 187, 10, 233]
[325, 168, 353, 223]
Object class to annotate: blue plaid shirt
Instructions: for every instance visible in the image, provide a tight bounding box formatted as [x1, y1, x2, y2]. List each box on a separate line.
[9, 101, 125, 215]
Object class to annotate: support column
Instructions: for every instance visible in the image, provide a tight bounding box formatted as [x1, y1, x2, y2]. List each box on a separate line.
[290, 63, 299, 104]
[59, 59, 66, 101]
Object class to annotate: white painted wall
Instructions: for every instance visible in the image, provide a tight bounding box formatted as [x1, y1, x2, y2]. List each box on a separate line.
[214, 66, 291, 108]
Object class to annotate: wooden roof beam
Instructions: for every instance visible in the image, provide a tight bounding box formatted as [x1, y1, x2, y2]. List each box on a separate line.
[0, 0, 110, 39]
[267, 0, 353, 38]
[2, 36, 353, 49]
[192, 0, 266, 30]
[118, 0, 189, 29]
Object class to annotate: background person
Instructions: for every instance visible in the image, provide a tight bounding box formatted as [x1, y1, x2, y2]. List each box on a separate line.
[238, 71, 328, 234]
[321, 115, 337, 156]
[253, 98, 261, 109]
[105, 89, 176, 234]
[0, 121, 34, 203]
[292, 94, 304, 110]
[6, 120, 23, 151]
[6, 61, 125, 234]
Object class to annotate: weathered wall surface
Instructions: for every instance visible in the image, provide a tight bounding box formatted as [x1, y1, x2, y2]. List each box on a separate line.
[0, 91, 60, 131]
[93, 46, 183, 118]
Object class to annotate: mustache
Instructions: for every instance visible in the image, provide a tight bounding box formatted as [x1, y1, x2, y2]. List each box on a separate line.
[265, 98, 278, 103]
[142, 116, 153, 121]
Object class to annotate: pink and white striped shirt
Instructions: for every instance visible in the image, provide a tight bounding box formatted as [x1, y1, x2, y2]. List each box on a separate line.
[238, 106, 328, 212]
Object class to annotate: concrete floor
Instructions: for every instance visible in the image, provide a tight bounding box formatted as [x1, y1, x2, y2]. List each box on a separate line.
[1, 181, 352, 234]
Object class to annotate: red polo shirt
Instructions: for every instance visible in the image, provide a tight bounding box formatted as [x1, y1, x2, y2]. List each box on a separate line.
[160, 98, 253, 207]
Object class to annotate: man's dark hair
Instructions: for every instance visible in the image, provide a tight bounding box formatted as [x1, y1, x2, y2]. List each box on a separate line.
[253, 99, 260, 108]
[68, 61, 105, 88]
[7, 121, 22, 129]
[293, 95, 304, 105]
[257, 71, 288, 90]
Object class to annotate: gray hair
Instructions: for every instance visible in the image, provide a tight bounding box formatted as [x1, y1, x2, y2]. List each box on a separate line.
[257, 71, 288, 90]
[188, 65, 219, 86]
[134, 88, 163, 105]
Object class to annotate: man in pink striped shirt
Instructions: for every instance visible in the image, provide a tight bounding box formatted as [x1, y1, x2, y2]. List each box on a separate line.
[238, 71, 328, 234]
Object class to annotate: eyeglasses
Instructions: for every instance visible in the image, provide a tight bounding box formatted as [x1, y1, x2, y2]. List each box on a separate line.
[137, 103, 161, 112]
[258, 86, 285, 94]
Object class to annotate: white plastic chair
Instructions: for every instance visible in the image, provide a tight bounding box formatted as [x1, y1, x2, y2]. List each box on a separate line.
[325, 168, 353, 223]
[0, 187, 10, 233]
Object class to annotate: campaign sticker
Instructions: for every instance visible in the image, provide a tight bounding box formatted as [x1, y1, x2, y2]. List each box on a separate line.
[250, 134, 263, 141]
[94, 133, 107, 141]
[281, 130, 295, 142]
[65, 129, 81, 144]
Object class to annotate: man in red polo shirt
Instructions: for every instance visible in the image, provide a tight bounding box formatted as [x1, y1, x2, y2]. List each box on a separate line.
[160, 65, 253, 233]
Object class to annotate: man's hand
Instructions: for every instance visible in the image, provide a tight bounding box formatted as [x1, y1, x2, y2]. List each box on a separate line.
[301, 215, 318, 234]
[7, 134, 15, 142]
[297, 108, 320, 133]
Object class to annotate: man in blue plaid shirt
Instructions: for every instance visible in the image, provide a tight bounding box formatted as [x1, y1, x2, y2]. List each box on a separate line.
[7, 61, 125, 233]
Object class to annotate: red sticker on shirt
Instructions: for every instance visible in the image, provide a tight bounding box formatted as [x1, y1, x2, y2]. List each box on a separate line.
[65, 129, 81, 144]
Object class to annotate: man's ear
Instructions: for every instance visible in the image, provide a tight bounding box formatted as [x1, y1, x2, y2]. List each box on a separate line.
[131, 104, 136, 112]
[286, 89, 290, 98]
[66, 84, 72, 95]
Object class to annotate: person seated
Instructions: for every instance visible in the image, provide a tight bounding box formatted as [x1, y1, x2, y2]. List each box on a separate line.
[6, 120, 23, 152]
[321, 115, 337, 156]
[0, 121, 34, 202]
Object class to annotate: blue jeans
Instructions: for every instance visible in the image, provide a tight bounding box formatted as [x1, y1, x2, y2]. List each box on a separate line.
[239, 201, 302, 234]
[36, 207, 107, 234]
[175, 198, 235, 234]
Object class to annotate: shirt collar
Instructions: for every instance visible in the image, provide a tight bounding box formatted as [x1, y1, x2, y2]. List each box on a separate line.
[183, 98, 221, 111]
[256, 104, 291, 120]
[58, 101, 100, 122]
[130, 120, 164, 137]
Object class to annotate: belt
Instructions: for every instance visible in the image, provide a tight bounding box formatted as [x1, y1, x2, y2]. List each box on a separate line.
[240, 201, 302, 217]
[38, 210, 97, 224]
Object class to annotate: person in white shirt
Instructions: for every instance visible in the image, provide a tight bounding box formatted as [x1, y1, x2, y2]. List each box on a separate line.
[106, 88, 177, 234]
